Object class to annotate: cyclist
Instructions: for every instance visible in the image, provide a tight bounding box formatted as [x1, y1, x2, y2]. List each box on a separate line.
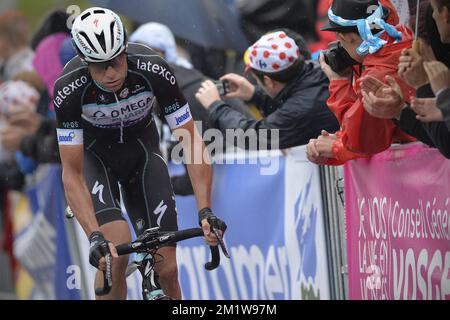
[54, 7, 225, 299]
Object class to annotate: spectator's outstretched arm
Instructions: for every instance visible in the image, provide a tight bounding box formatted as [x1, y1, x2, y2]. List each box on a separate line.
[197, 79, 328, 149]
[306, 131, 366, 166]
[219, 73, 280, 116]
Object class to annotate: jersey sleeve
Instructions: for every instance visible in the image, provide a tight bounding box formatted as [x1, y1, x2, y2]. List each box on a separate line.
[53, 68, 87, 145]
[134, 54, 191, 130]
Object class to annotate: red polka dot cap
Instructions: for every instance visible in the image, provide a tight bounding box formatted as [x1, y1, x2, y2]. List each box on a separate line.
[246, 31, 300, 75]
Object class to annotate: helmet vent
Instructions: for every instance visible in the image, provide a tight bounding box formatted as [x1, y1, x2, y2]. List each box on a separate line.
[79, 31, 99, 54]
[109, 21, 116, 49]
[93, 9, 105, 14]
[94, 31, 107, 53]
[80, 12, 91, 20]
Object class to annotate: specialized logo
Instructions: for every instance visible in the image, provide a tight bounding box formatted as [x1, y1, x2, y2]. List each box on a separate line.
[136, 219, 146, 231]
[75, 33, 92, 55]
[165, 103, 192, 129]
[93, 18, 99, 28]
[145, 260, 153, 277]
[98, 94, 107, 102]
[113, 15, 122, 42]
[153, 200, 168, 227]
[136, 58, 176, 85]
[92, 181, 106, 205]
[54, 76, 88, 108]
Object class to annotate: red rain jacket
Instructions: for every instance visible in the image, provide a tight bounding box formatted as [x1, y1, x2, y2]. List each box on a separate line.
[325, 24, 416, 165]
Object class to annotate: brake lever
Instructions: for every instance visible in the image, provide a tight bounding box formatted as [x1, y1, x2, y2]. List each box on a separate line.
[207, 216, 230, 259]
[212, 227, 230, 258]
[94, 253, 112, 296]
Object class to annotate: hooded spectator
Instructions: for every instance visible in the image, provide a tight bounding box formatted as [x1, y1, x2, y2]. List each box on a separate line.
[32, 32, 70, 113]
[130, 22, 193, 69]
[59, 38, 77, 68]
[307, 0, 416, 165]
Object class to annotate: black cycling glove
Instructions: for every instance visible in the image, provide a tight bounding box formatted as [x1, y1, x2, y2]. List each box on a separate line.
[88, 231, 111, 269]
[198, 207, 227, 232]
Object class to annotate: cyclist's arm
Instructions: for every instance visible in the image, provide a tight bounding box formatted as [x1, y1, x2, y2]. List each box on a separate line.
[175, 120, 212, 210]
[59, 145, 100, 236]
[174, 120, 215, 242]
[54, 68, 99, 237]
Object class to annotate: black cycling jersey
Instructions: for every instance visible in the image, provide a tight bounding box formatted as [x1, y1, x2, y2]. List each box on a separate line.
[54, 43, 191, 234]
[54, 43, 192, 144]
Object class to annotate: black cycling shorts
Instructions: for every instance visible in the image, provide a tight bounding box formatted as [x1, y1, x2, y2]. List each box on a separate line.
[83, 119, 178, 238]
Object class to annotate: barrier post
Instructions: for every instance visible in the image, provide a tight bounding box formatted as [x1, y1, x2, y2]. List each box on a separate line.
[319, 165, 348, 299]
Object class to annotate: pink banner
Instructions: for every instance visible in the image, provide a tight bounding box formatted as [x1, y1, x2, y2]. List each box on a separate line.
[344, 143, 450, 300]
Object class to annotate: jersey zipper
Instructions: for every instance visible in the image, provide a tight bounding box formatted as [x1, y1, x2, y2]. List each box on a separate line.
[113, 91, 124, 143]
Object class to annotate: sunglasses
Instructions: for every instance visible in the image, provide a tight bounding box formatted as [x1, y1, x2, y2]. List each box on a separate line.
[88, 52, 126, 71]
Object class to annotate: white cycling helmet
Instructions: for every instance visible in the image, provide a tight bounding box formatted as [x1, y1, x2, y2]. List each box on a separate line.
[71, 7, 127, 62]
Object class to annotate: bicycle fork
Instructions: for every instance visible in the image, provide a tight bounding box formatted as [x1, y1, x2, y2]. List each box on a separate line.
[136, 254, 171, 300]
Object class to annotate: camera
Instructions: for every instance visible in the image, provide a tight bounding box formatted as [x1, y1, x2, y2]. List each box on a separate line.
[213, 80, 230, 96]
[323, 42, 358, 74]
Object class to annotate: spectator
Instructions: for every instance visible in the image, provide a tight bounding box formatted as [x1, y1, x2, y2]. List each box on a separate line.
[196, 30, 339, 150]
[59, 38, 77, 68]
[0, 31, 71, 165]
[0, 11, 34, 82]
[0, 81, 42, 164]
[0, 33, 72, 166]
[0, 80, 39, 194]
[131, 23, 193, 69]
[30, 10, 71, 51]
[307, 0, 416, 165]
[33, 32, 70, 114]
[361, 0, 450, 158]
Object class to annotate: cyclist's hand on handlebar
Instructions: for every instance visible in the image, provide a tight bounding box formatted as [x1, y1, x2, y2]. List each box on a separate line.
[198, 207, 227, 246]
[201, 219, 221, 246]
[88, 231, 118, 271]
